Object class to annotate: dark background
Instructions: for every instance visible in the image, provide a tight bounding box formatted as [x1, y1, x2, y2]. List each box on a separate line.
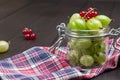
[0, 0, 120, 80]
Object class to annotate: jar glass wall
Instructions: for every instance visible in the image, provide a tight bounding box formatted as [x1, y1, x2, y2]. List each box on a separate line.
[65, 27, 108, 69]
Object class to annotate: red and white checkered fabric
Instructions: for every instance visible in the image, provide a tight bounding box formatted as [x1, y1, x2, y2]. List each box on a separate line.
[0, 37, 120, 80]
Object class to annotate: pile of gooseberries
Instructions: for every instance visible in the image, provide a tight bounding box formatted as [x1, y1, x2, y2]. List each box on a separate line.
[68, 7, 111, 68]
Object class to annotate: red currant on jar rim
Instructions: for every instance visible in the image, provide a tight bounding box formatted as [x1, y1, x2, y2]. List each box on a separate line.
[80, 11, 86, 17]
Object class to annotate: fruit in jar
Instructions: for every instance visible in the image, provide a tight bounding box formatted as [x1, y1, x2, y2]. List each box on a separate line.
[95, 15, 111, 27]
[69, 13, 81, 30]
[95, 43, 106, 53]
[68, 38, 92, 50]
[75, 38, 92, 49]
[0, 40, 9, 53]
[69, 50, 79, 66]
[85, 47, 95, 55]
[93, 52, 106, 65]
[68, 39, 76, 49]
[69, 18, 87, 30]
[70, 7, 111, 30]
[70, 13, 81, 21]
[69, 7, 111, 30]
[80, 55, 94, 67]
[86, 18, 102, 30]
[67, 7, 111, 68]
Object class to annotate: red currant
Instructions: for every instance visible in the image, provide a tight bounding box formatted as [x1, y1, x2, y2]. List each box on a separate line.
[86, 16, 91, 21]
[22, 28, 33, 35]
[80, 11, 86, 17]
[93, 11, 98, 17]
[88, 11, 95, 18]
[22, 28, 29, 35]
[30, 33, 36, 40]
[24, 34, 30, 40]
[28, 29, 33, 34]
[22, 28, 37, 40]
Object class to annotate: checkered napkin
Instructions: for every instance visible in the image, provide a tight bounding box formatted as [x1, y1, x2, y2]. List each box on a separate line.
[0, 37, 120, 80]
[0, 47, 81, 80]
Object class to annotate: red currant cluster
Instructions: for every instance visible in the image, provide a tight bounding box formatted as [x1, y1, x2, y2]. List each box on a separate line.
[22, 28, 36, 40]
[80, 7, 98, 21]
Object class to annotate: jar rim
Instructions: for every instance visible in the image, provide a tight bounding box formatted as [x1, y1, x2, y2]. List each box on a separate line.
[65, 27, 110, 38]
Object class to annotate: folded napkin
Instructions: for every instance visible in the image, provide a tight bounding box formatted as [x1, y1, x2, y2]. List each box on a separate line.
[0, 47, 81, 80]
[0, 37, 120, 80]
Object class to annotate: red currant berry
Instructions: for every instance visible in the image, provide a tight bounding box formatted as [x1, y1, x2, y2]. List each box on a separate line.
[22, 28, 33, 35]
[80, 11, 86, 17]
[86, 16, 91, 21]
[24, 34, 30, 40]
[93, 11, 98, 17]
[22, 28, 29, 35]
[88, 11, 95, 18]
[30, 33, 36, 40]
[28, 29, 33, 34]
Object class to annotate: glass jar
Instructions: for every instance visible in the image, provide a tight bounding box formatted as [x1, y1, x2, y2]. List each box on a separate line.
[65, 27, 109, 69]
[49, 23, 117, 69]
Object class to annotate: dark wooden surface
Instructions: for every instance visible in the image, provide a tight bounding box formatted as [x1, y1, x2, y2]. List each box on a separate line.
[0, 0, 120, 80]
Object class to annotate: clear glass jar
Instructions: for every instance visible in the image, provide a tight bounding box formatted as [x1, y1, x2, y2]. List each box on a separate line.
[65, 27, 109, 69]
[50, 23, 118, 69]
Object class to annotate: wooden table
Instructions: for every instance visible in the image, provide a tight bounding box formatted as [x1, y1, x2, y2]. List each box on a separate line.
[0, 0, 120, 80]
